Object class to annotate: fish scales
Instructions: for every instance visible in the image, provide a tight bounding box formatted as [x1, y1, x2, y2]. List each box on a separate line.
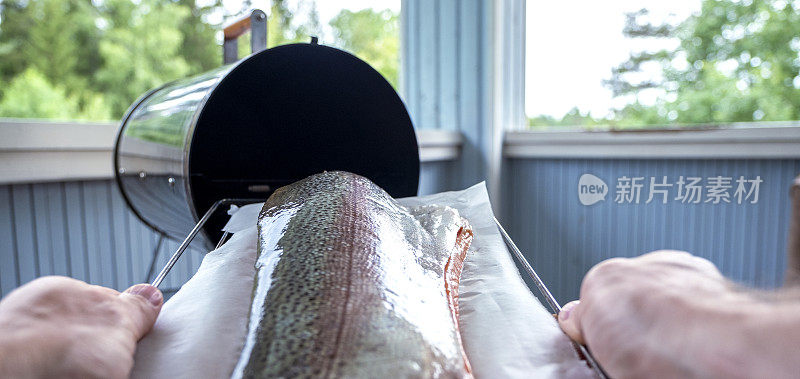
[232, 171, 473, 378]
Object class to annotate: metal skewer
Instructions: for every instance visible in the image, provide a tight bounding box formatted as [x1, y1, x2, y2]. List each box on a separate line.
[151, 198, 261, 288]
[215, 231, 232, 249]
[494, 217, 610, 379]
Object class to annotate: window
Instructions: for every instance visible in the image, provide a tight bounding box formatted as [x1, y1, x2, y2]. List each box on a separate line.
[525, 0, 800, 129]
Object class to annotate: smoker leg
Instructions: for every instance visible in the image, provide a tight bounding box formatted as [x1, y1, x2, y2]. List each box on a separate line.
[786, 175, 800, 287]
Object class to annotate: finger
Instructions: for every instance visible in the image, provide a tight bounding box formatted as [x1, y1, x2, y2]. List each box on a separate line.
[640, 250, 723, 278]
[689, 255, 724, 277]
[558, 300, 585, 345]
[118, 284, 163, 341]
[91, 284, 121, 297]
[638, 250, 694, 263]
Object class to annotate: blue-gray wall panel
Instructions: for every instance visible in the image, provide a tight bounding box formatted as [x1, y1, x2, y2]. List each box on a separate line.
[504, 158, 800, 304]
[0, 179, 192, 297]
[404, 0, 491, 188]
[83, 181, 115, 288]
[458, 0, 492, 189]
[32, 185, 55, 276]
[64, 182, 88, 282]
[438, 0, 458, 131]
[0, 186, 17, 295]
[417, 0, 438, 130]
[111, 184, 133, 289]
[46, 184, 71, 277]
[11, 185, 39, 285]
[419, 160, 457, 195]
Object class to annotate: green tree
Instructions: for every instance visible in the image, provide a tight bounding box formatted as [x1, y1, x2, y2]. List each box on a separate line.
[0, 0, 103, 116]
[528, 107, 606, 129]
[607, 0, 800, 126]
[0, 0, 401, 120]
[94, 0, 192, 116]
[330, 8, 399, 88]
[0, 68, 79, 119]
[0, 0, 222, 120]
[176, 0, 223, 72]
[266, 0, 321, 46]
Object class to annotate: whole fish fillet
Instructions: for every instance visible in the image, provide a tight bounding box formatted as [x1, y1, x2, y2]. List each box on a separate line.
[232, 171, 474, 378]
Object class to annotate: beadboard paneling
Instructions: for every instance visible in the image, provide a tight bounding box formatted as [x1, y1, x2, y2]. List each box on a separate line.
[503, 158, 800, 303]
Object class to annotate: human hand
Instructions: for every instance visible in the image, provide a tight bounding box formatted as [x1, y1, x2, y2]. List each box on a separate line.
[557, 250, 749, 378]
[0, 276, 162, 379]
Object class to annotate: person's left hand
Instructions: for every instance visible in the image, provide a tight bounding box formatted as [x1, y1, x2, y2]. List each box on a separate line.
[0, 276, 163, 379]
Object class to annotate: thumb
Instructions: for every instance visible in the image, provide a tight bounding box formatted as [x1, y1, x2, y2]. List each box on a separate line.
[558, 300, 585, 345]
[119, 284, 163, 340]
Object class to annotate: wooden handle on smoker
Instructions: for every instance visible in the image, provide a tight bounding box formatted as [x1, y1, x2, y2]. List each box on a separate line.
[222, 9, 267, 65]
[786, 175, 800, 286]
[224, 16, 252, 41]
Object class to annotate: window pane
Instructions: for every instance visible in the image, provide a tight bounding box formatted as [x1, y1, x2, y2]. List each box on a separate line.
[526, 0, 800, 129]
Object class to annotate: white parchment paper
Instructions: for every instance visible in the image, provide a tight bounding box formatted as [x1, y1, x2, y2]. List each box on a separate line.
[398, 183, 593, 378]
[132, 183, 594, 378]
[132, 227, 258, 379]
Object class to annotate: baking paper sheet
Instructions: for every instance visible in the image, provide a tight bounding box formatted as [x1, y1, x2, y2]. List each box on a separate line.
[132, 183, 594, 378]
[132, 226, 258, 378]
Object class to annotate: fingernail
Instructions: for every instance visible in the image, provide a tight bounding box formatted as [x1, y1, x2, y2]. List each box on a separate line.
[125, 284, 163, 307]
[559, 300, 578, 321]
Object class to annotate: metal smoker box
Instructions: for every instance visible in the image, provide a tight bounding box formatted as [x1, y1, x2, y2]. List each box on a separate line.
[114, 39, 420, 249]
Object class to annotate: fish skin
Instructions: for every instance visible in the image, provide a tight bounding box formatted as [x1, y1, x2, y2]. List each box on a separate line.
[232, 171, 473, 378]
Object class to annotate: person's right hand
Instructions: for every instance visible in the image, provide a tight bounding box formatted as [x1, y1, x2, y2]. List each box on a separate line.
[0, 276, 163, 379]
[557, 250, 752, 378]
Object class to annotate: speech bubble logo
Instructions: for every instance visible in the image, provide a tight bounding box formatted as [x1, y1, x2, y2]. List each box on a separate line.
[578, 174, 608, 205]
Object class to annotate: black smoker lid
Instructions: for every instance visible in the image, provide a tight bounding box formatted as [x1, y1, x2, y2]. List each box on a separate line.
[187, 42, 419, 238]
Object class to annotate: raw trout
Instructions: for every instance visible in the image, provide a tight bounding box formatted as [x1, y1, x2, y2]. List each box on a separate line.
[232, 171, 473, 378]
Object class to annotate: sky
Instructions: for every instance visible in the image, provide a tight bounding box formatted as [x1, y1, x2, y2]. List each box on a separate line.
[526, 0, 701, 118]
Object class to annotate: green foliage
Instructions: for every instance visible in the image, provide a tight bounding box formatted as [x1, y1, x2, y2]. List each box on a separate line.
[268, 0, 321, 46]
[177, 0, 223, 73]
[670, 0, 800, 123]
[0, 0, 399, 120]
[94, 0, 192, 116]
[532, 0, 800, 129]
[528, 108, 604, 130]
[0, 67, 112, 120]
[0, 0, 101, 115]
[0, 0, 220, 121]
[330, 8, 399, 89]
[0, 68, 78, 119]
